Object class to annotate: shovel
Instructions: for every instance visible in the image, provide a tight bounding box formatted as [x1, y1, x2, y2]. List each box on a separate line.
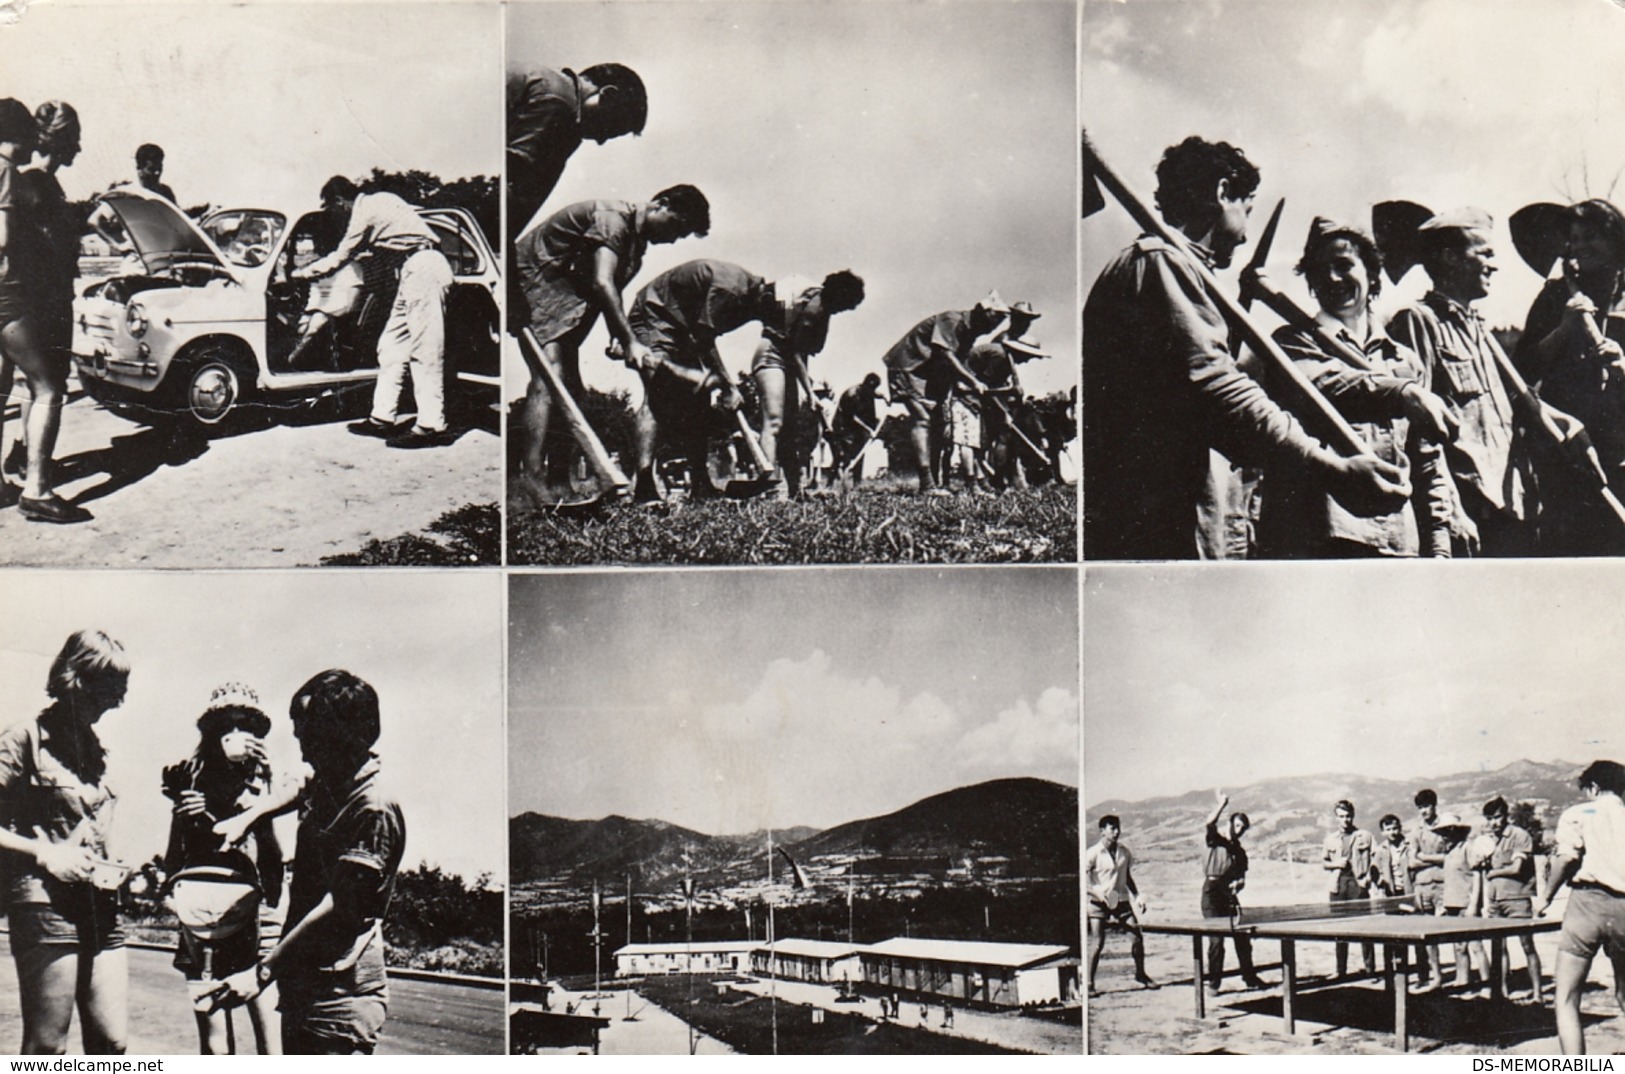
[723, 409, 780, 499]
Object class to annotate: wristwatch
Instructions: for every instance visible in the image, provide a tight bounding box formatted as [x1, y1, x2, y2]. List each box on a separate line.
[255, 961, 275, 990]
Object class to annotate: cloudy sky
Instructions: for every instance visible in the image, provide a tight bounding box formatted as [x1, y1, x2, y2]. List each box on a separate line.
[0, 3, 498, 212]
[509, 568, 1079, 834]
[1085, 562, 1625, 807]
[1082, 0, 1625, 331]
[0, 572, 505, 883]
[505, 0, 1078, 404]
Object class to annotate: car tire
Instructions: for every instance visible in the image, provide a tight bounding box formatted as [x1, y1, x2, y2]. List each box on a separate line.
[177, 346, 257, 432]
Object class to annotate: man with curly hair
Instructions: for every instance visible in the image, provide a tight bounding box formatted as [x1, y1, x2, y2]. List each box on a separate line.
[1082, 135, 1406, 559]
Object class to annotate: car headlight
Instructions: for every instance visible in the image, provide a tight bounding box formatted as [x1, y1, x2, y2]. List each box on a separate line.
[125, 302, 148, 338]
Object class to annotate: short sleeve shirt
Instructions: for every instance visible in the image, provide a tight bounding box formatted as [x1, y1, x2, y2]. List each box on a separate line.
[1204, 821, 1247, 887]
[1442, 844, 1475, 909]
[1486, 823, 1535, 900]
[0, 718, 116, 907]
[1324, 829, 1372, 892]
[516, 199, 645, 344]
[1085, 840, 1132, 909]
[629, 259, 770, 356]
[1409, 824, 1449, 887]
[1556, 795, 1625, 894]
[282, 759, 405, 1000]
[883, 310, 974, 374]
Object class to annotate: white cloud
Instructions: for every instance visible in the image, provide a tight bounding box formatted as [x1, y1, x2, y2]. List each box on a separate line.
[958, 686, 1079, 780]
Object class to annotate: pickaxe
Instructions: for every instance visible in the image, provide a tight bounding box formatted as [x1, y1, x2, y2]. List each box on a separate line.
[519, 326, 630, 513]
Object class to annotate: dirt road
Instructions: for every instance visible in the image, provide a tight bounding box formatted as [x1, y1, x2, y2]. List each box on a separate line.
[0, 385, 501, 567]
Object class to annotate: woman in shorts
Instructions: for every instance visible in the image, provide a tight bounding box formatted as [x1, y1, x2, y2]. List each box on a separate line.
[0, 629, 132, 1054]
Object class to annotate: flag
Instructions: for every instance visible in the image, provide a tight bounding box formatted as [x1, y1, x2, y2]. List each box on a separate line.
[776, 846, 811, 890]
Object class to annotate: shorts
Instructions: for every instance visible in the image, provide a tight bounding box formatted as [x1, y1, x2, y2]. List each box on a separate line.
[8, 897, 126, 956]
[1485, 894, 1533, 920]
[1413, 883, 1441, 913]
[1559, 886, 1625, 960]
[1330, 875, 1369, 902]
[888, 363, 955, 421]
[0, 281, 29, 327]
[1087, 898, 1137, 928]
[751, 335, 791, 377]
[175, 897, 285, 980]
[280, 994, 388, 1055]
[947, 397, 982, 449]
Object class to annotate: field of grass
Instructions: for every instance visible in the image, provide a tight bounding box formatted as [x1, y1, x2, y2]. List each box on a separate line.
[506, 482, 1076, 565]
[322, 502, 501, 566]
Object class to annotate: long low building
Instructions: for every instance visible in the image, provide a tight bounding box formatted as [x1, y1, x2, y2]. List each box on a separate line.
[748, 939, 863, 985]
[612, 940, 758, 977]
[859, 937, 1079, 1008]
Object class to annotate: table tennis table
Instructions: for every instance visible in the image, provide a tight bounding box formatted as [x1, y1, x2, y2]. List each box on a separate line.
[1140, 896, 1561, 1051]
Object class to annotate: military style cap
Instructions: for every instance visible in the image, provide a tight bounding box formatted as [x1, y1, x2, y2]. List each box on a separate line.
[1419, 207, 1494, 233]
[1303, 216, 1374, 257]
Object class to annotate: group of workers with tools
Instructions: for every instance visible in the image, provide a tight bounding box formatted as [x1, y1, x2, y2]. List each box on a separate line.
[1083, 133, 1625, 560]
[506, 63, 1058, 508]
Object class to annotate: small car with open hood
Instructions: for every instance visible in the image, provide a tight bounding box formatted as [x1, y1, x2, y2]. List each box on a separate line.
[72, 188, 500, 430]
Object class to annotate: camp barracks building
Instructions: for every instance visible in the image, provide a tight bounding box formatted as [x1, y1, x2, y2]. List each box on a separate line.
[613, 936, 1079, 1009]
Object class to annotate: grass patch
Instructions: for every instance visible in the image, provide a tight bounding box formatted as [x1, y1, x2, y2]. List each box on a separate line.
[322, 502, 500, 566]
[507, 483, 1076, 565]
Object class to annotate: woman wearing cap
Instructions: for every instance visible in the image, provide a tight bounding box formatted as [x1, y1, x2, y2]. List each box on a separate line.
[0, 630, 132, 1054]
[161, 683, 286, 1054]
[0, 99, 86, 524]
[1256, 218, 1457, 557]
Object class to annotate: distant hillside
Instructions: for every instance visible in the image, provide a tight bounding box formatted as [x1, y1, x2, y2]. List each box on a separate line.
[1086, 759, 1582, 859]
[792, 777, 1078, 868]
[513, 777, 1079, 886]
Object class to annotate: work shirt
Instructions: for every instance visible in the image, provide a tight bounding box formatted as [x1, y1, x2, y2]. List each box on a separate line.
[1442, 843, 1477, 910]
[516, 199, 645, 344]
[629, 258, 770, 360]
[1515, 278, 1625, 475]
[1373, 838, 1409, 895]
[1556, 793, 1625, 895]
[1082, 235, 1329, 560]
[760, 274, 834, 364]
[1085, 839, 1133, 909]
[1486, 822, 1536, 900]
[281, 757, 405, 1003]
[1388, 291, 1527, 519]
[0, 716, 115, 907]
[1261, 315, 1452, 557]
[1409, 823, 1450, 888]
[1204, 819, 1247, 888]
[1323, 828, 1373, 893]
[883, 309, 976, 375]
[507, 67, 583, 231]
[305, 192, 437, 280]
[833, 385, 881, 438]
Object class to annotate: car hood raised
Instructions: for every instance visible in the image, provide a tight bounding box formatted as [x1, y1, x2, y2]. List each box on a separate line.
[99, 189, 226, 273]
